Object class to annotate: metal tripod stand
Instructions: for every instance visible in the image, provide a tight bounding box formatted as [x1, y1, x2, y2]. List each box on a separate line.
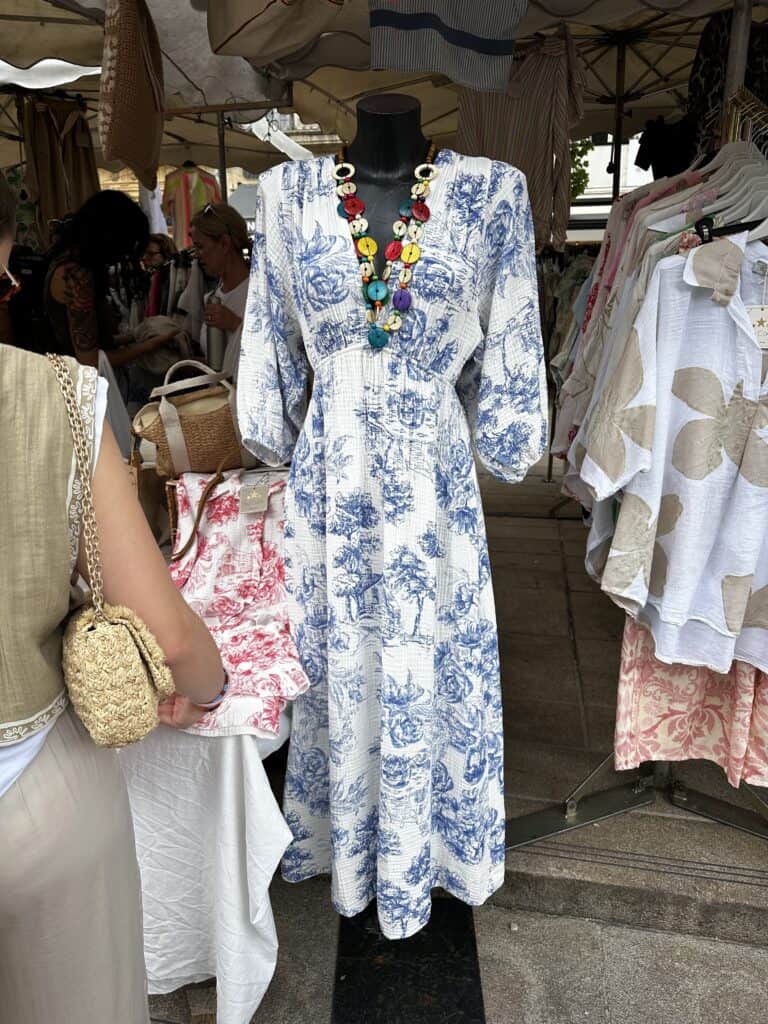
[506, 754, 768, 849]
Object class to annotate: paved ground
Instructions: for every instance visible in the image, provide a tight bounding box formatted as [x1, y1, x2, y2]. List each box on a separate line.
[149, 468, 768, 1024]
[150, 876, 768, 1024]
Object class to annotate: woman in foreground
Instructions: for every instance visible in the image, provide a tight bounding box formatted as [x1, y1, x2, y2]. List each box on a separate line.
[0, 174, 225, 1024]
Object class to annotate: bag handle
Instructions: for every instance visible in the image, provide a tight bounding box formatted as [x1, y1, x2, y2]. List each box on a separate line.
[47, 355, 106, 619]
[151, 372, 232, 400]
[171, 460, 228, 563]
[163, 359, 227, 387]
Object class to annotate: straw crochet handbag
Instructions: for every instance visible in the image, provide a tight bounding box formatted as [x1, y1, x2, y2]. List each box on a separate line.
[48, 354, 175, 748]
[133, 360, 254, 479]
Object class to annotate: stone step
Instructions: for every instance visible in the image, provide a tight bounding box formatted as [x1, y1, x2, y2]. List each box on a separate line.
[499, 755, 768, 946]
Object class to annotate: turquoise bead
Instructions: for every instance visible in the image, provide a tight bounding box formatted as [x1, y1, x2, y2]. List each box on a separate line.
[399, 200, 413, 218]
[367, 280, 390, 304]
[368, 325, 389, 349]
[337, 201, 347, 217]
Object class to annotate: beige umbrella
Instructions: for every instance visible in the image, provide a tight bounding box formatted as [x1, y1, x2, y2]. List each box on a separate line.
[0, 82, 296, 173]
[0, 0, 293, 179]
[210, 0, 768, 147]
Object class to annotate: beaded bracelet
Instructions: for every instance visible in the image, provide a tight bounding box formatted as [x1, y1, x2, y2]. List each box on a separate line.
[194, 670, 230, 712]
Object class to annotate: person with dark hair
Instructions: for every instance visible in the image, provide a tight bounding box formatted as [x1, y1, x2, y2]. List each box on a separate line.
[0, 171, 227, 1023]
[142, 231, 178, 270]
[45, 190, 179, 368]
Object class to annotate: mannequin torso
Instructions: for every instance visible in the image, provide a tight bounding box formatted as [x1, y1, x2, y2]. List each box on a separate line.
[345, 95, 431, 276]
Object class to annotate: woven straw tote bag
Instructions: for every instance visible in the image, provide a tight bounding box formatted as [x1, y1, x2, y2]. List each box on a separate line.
[133, 360, 253, 478]
[48, 354, 174, 747]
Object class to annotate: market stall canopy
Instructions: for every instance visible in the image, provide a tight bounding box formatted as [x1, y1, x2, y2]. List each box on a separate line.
[209, 0, 768, 140]
[0, 90, 314, 173]
[0, 0, 298, 173]
[4, 0, 283, 114]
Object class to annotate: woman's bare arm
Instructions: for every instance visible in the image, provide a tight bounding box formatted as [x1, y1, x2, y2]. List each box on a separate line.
[79, 423, 224, 706]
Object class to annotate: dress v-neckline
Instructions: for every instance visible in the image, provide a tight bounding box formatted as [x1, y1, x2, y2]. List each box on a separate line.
[327, 150, 453, 327]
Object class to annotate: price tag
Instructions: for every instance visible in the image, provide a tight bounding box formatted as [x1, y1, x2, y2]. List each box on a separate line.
[240, 478, 269, 514]
[747, 306, 768, 349]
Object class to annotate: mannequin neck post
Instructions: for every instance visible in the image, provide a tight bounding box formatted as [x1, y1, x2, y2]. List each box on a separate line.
[346, 95, 430, 183]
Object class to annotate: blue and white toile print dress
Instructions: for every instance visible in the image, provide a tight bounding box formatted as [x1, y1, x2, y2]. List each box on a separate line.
[238, 150, 547, 939]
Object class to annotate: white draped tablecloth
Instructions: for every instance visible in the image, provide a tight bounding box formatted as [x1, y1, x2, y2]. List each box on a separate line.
[120, 712, 291, 1024]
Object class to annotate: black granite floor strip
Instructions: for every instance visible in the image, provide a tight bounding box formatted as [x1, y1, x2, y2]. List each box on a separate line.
[331, 896, 486, 1024]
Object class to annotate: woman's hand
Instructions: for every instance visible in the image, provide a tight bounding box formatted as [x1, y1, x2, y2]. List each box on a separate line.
[204, 302, 241, 332]
[158, 694, 210, 730]
[150, 328, 180, 350]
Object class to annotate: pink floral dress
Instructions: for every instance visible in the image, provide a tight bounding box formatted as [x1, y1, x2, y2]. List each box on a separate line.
[170, 471, 309, 737]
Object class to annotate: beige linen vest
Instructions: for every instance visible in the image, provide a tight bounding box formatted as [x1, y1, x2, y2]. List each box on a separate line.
[0, 347, 98, 744]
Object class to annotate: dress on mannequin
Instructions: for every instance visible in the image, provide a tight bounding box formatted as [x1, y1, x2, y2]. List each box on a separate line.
[238, 94, 548, 939]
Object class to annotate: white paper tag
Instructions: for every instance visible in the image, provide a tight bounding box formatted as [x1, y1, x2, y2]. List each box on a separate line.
[240, 479, 269, 514]
[747, 306, 768, 349]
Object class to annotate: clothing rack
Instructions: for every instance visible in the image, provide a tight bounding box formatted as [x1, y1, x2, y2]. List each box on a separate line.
[512, 138, 768, 852]
[721, 86, 768, 151]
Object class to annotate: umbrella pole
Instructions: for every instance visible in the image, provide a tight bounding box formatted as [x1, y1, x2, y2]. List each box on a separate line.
[722, 0, 753, 144]
[218, 111, 228, 203]
[612, 40, 627, 201]
[724, 0, 753, 100]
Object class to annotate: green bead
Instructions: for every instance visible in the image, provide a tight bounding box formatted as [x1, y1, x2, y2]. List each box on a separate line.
[368, 325, 389, 349]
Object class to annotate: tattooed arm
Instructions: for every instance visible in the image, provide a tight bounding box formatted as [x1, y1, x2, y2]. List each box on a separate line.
[50, 262, 101, 367]
[50, 262, 178, 369]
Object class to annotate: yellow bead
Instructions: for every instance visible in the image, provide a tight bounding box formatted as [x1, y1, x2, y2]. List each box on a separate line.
[357, 236, 378, 258]
[401, 242, 422, 265]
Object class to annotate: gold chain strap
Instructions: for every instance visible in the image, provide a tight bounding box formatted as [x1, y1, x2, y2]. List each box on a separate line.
[47, 354, 105, 618]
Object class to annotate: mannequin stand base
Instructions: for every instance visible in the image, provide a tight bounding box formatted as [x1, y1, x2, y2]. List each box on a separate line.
[506, 756, 768, 849]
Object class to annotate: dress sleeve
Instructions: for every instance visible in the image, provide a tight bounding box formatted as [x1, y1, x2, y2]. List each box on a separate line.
[574, 263, 659, 501]
[161, 172, 176, 217]
[459, 165, 548, 483]
[237, 175, 310, 466]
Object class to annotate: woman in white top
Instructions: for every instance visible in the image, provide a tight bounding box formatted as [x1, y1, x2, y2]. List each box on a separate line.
[190, 202, 250, 381]
[0, 174, 227, 1024]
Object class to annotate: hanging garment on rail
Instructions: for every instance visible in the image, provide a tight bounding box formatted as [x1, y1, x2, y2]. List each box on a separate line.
[552, 140, 768, 782]
[22, 97, 100, 248]
[162, 166, 221, 250]
[457, 25, 585, 251]
[580, 235, 768, 674]
[687, 10, 768, 158]
[368, 1, 528, 93]
[615, 618, 768, 788]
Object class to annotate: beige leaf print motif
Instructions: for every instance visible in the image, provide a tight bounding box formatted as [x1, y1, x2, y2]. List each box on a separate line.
[722, 574, 754, 633]
[602, 492, 682, 598]
[672, 370, 768, 486]
[689, 237, 743, 307]
[584, 329, 655, 482]
[744, 585, 768, 630]
[741, 403, 768, 488]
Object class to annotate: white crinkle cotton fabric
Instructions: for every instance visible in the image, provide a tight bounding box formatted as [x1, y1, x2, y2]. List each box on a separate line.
[237, 151, 547, 939]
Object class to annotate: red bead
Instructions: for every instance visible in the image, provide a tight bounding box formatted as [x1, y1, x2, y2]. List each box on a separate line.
[385, 240, 403, 261]
[412, 201, 431, 222]
[343, 196, 365, 217]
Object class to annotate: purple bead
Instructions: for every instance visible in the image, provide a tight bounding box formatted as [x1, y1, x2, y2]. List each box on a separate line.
[393, 288, 412, 312]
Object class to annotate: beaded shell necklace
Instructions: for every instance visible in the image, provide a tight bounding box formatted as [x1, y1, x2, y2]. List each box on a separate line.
[333, 144, 438, 350]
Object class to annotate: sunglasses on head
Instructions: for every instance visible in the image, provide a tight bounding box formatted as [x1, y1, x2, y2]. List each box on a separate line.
[200, 203, 231, 235]
[0, 264, 20, 304]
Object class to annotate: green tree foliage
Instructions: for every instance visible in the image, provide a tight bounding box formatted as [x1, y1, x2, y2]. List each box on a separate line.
[570, 138, 595, 200]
